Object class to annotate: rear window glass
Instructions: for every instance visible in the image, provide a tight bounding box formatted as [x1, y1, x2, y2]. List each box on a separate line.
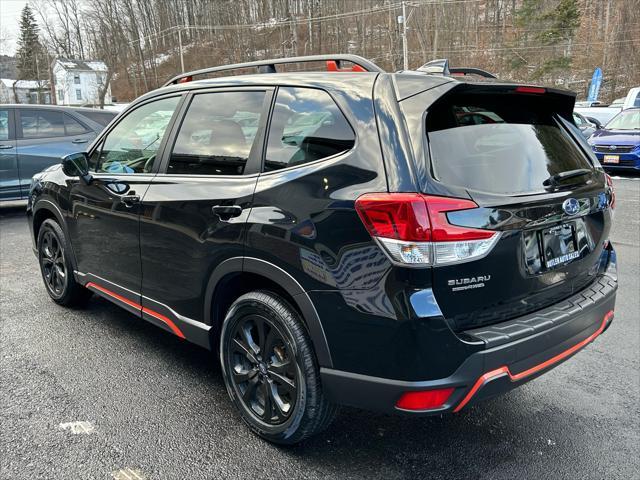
[426, 94, 594, 194]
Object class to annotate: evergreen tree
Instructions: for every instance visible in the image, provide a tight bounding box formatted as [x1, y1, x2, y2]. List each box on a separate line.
[15, 5, 45, 80]
[509, 0, 581, 80]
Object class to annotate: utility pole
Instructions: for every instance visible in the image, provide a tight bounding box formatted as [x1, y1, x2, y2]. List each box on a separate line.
[400, 1, 408, 71]
[177, 27, 185, 73]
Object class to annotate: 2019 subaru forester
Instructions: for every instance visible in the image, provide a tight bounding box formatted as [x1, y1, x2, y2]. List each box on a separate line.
[27, 55, 617, 444]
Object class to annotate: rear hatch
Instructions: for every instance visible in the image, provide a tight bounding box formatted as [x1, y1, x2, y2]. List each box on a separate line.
[409, 83, 614, 331]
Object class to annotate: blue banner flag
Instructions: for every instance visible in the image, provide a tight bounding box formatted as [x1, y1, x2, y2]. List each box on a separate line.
[587, 68, 603, 102]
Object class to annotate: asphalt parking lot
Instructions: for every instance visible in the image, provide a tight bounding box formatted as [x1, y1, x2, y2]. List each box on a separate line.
[1, 176, 638, 480]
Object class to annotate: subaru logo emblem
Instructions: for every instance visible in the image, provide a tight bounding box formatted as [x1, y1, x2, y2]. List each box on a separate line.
[562, 198, 580, 216]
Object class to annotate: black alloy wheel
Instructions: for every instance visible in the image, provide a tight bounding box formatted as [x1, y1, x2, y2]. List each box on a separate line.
[220, 291, 337, 444]
[37, 219, 91, 306]
[228, 314, 298, 424]
[40, 229, 67, 298]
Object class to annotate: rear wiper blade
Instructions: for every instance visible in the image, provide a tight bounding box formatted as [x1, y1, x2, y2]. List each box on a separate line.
[543, 169, 592, 189]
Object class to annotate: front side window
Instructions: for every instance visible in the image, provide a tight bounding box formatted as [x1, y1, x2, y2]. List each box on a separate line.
[168, 91, 266, 175]
[20, 109, 65, 138]
[92, 96, 180, 174]
[0, 110, 9, 141]
[265, 87, 355, 171]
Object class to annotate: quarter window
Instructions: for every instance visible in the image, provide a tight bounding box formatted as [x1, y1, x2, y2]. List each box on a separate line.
[264, 87, 355, 172]
[91, 96, 180, 174]
[64, 114, 90, 135]
[19, 109, 65, 138]
[168, 91, 266, 175]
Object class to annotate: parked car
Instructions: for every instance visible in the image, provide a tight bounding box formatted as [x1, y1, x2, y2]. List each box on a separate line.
[588, 108, 640, 171]
[575, 86, 640, 127]
[0, 105, 116, 200]
[573, 111, 597, 138]
[27, 55, 617, 445]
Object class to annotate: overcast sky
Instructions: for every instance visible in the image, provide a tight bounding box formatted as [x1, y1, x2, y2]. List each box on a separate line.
[1, 0, 30, 55]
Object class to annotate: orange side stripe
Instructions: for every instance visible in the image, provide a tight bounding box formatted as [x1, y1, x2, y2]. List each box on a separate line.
[85, 282, 185, 340]
[142, 307, 186, 339]
[454, 310, 614, 413]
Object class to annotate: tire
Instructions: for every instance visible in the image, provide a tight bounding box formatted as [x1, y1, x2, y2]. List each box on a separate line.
[37, 219, 91, 307]
[220, 291, 337, 445]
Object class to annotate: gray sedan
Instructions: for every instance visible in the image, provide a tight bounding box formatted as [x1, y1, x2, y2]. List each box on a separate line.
[0, 104, 116, 200]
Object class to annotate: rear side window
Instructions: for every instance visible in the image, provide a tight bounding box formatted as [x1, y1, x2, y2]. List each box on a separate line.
[76, 110, 115, 127]
[19, 109, 65, 138]
[425, 93, 594, 194]
[264, 87, 355, 172]
[168, 91, 266, 176]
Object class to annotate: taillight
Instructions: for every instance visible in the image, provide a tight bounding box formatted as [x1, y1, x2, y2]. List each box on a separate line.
[605, 173, 616, 210]
[396, 388, 455, 411]
[355, 193, 500, 266]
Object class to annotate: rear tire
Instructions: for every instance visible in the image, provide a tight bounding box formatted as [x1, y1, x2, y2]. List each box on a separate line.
[37, 219, 91, 307]
[220, 291, 337, 445]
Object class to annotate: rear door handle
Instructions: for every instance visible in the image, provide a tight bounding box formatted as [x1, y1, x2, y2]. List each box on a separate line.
[71, 139, 88, 144]
[212, 205, 242, 220]
[0, 145, 14, 149]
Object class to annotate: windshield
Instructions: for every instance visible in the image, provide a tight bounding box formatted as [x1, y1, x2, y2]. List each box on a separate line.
[426, 93, 594, 195]
[605, 109, 640, 130]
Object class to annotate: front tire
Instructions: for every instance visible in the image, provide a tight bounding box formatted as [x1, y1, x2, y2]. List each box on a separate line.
[220, 291, 336, 444]
[37, 219, 91, 307]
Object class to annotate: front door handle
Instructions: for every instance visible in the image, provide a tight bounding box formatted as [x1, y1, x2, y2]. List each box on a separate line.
[0, 144, 14, 150]
[212, 205, 242, 220]
[120, 192, 140, 207]
[71, 139, 88, 144]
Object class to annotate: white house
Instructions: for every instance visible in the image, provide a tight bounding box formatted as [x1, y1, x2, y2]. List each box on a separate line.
[52, 58, 111, 106]
[0, 79, 51, 104]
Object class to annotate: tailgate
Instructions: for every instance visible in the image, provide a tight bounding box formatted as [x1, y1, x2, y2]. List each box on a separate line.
[412, 83, 615, 331]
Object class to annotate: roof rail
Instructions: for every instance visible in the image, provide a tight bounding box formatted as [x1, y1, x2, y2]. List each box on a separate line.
[414, 59, 496, 79]
[163, 54, 384, 87]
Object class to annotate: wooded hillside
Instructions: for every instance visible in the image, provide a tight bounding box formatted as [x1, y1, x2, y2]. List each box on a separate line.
[33, 0, 640, 102]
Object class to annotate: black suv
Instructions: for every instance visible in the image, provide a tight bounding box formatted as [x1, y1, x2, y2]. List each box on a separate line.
[27, 55, 617, 444]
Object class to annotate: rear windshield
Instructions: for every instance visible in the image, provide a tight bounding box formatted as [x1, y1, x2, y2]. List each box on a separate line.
[426, 93, 593, 195]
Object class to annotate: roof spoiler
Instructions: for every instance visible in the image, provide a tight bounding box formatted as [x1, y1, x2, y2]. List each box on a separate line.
[415, 59, 496, 79]
[163, 54, 384, 86]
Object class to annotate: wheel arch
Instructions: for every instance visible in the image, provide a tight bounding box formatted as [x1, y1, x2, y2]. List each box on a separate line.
[205, 257, 333, 368]
[32, 200, 78, 271]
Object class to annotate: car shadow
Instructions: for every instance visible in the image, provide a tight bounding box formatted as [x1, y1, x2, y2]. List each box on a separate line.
[75, 293, 595, 478]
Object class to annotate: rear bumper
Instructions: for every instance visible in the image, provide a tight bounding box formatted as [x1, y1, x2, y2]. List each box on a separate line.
[321, 258, 617, 415]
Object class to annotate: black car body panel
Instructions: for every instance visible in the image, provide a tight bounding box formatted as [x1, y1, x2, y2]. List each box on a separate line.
[27, 62, 617, 417]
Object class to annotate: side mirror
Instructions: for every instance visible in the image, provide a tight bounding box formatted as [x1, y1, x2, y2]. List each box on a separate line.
[62, 152, 92, 184]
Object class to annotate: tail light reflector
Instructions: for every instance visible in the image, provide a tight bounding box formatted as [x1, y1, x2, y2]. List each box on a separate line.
[396, 388, 455, 411]
[355, 193, 500, 266]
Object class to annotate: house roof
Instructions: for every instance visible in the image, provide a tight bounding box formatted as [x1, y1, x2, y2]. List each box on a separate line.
[0, 78, 50, 89]
[54, 58, 108, 72]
